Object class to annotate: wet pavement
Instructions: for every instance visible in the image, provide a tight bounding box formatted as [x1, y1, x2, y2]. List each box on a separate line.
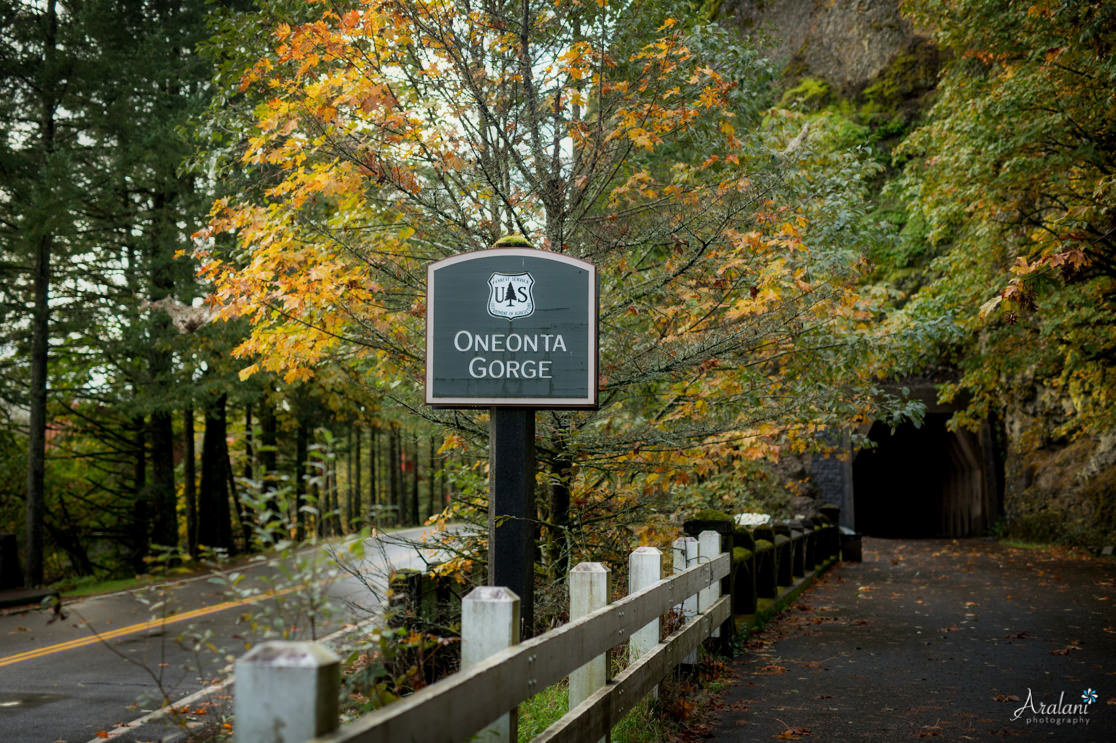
[711, 538, 1116, 741]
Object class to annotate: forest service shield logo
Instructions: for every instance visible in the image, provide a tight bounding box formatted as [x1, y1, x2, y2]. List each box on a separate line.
[487, 272, 535, 319]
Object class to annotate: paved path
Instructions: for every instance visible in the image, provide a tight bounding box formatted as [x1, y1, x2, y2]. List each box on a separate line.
[712, 538, 1116, 741]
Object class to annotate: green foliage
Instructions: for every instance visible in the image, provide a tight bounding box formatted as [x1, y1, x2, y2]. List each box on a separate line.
[882, 0, 1116, 438]
[778, 77, 833, 112]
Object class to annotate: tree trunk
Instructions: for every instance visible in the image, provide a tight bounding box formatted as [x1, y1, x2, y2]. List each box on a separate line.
[388, 424, 400, 526]
[441, 450, 450, 507]
[410, 433, 420, 526]
[547, 458, 572, 579]
[184, 405, 197, 557]
[313, 479, 323, 538]
[330, 454, 342, 535]
[369, 424, 378, 523]
[241, 404, 254, 546]
[345, 425, 354, 532]
[131, 417, 149, 573]
[295, 406, 309, 541]
[149, 410, 176, 550]
[259, 387, 279, 524]
[23, 0, 59, 589]
[24, 229, 50, 587]
[229, 449, 249, 554]
[427, 435, 437, 521]
[197, 392, 232, 552]
[352, 423, 362, 531]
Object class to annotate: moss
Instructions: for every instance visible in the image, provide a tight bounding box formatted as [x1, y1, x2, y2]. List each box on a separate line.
[754, 539, 774, 553]
[1007, 511, 1067, 544]
[1084, 463, 1116, 545]
[732, 547, 754, 563]
[778, 76, 832, 113]
[734, 528, 756, 551]
[492, 233, 532, 248]
[861, 41, 941, 114]
[692, 509, 733, 523]
[700, 0, 724, 22]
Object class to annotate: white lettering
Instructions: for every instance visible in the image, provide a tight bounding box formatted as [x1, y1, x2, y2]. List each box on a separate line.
[452, 331, 566, 382]
[464, 357, 554, 380]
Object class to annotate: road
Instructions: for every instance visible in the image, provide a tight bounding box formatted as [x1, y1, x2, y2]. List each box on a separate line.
[0, 525, 452, 742]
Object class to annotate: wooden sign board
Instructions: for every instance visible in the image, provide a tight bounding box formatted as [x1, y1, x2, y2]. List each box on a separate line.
[426, 248, 598, 408]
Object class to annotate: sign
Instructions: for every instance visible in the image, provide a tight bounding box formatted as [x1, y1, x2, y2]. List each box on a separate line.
[426, 247, 598, 408]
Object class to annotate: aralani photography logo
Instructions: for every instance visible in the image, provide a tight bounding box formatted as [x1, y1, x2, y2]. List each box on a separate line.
[1011, 687, 1098, 727]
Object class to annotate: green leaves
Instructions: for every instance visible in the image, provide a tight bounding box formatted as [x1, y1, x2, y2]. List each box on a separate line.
[879, 0, 1116, 437]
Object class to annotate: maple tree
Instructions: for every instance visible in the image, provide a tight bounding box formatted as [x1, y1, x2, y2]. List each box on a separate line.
[198, 0, 890, 568]
[883, 0, 1115, 439]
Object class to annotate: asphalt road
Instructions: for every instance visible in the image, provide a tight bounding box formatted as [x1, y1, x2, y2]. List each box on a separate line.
[0, 525, 453, 742]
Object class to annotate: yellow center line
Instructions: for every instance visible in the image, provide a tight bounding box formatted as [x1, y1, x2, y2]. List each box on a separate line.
[0, 585, 302, 668]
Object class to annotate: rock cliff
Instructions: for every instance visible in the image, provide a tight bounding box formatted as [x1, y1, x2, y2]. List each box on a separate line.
[721, 0, 927, 93]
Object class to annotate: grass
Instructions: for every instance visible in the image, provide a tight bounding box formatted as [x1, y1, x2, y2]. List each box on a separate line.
[50, 568, 198, 598]
[999, 539, 1054, 551]
[517, 681, 567, 741]
[515, 675, 668, 743]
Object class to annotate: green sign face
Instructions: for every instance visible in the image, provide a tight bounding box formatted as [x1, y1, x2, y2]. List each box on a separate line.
[426, 248, 598, 408]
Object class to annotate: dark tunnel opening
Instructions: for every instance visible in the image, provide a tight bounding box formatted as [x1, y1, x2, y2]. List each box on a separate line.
[853, 414, 1001, 538]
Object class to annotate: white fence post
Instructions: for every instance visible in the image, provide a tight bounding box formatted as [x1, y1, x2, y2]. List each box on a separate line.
[234, 640, 339, 743]
[698, 530, 722, 638]
[569, 562, 609, 742]
[673, 536, 699, 663]
[462, 586, 520, 742]
[629, 546, 661, 698]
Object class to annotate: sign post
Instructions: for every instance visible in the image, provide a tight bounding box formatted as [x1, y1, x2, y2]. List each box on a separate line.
[426, 238, 597, 637]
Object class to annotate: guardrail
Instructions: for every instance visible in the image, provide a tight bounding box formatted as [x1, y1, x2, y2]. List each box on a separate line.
[234, 533, 732, 743]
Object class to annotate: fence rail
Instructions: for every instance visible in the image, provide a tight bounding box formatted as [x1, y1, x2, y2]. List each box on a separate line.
[234, 510, 847, 743]
[313, 549, 729, 743]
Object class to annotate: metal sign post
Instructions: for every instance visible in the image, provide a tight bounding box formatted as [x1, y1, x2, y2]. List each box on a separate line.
[426, 239, 597, 638]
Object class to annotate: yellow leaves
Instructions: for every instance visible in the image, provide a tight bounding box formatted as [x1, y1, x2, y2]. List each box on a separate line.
[558, 41, 593, 82]
[628, 127, 659, 151]
[438, 434, 467, 455]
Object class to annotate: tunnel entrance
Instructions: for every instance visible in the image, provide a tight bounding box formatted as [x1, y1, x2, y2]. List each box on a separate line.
[853, 414, 1001, 538]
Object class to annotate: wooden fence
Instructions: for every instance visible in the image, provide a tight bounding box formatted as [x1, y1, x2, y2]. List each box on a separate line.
[235, 533, 731, 743]
[234, 512, 845, 743]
